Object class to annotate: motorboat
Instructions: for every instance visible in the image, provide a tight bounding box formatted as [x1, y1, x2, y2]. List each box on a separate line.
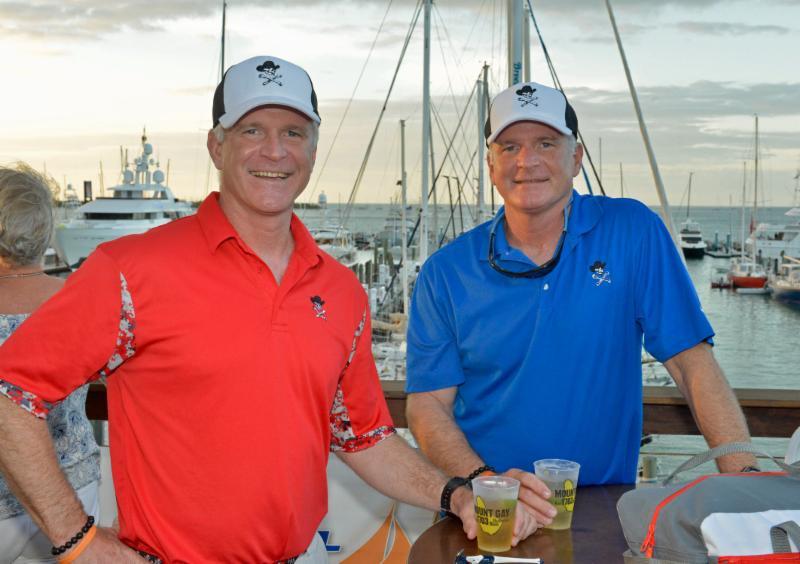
[678, 173, 705, 258]
[679, 219, 706, 259]
[771, 257, 800, 308]
[310, 225, 364, 268]
[53, 133, 193, 267]
[710, 266, 732, 289]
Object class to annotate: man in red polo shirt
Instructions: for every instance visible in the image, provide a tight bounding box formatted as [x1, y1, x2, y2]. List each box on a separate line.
[0, 56, 483, 563]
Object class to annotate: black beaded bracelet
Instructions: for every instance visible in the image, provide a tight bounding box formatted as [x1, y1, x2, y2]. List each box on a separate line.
[51, 515, 95, 556]
[440, 476, 469, 518]
[466, 465, 496, 482]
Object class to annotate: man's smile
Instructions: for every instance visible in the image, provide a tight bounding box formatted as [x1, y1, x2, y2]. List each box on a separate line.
[250, 170, 290, 179]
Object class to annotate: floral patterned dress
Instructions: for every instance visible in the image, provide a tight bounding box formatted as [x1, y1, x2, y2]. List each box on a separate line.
[0, 314, 100, 519]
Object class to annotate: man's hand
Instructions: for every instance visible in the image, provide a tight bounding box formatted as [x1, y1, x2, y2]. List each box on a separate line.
[75, 527, 142, 563]
[503, 468, 557, 528]
[449, 485, 477, 540]
[450, 475, 545, 547]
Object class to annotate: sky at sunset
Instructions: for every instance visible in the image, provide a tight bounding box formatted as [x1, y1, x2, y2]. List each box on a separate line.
[1, 0, 799, 209]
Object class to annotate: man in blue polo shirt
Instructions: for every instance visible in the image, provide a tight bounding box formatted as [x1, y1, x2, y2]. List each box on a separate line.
[405, 81, 756, 528]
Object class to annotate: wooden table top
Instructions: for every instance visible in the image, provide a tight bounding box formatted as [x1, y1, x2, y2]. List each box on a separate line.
[408, 484, 634, 564]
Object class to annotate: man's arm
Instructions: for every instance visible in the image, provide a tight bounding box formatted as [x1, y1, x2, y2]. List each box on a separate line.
[406, 388, 556, 530]
[664, 342, 757, 472]
[337, 434, 469, 517]
[406, 388, 483, 477]
[0, 397, 139, 562]
[338, 434, 529, 544]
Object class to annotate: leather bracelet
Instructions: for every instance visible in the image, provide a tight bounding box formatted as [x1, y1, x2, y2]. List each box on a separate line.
[440, 476, 470, 518]
[466, 465, 496, 483]
[51, 515, 95, 556]
[740, 466, 761, 473]
[58, 524, 97, 563]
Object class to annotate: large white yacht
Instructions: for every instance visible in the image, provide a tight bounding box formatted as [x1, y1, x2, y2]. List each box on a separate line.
[744, 208, 800, 261]
[54, 133, 194, 267]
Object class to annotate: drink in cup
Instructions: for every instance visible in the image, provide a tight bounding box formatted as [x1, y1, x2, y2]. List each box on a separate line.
[533, 459, 580, 530]
[471, 475, 520, 552]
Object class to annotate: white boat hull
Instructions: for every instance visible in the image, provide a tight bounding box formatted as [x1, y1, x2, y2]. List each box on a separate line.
[54, 220, 173, 267]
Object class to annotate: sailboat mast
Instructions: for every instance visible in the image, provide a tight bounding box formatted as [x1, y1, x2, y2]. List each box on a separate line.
[751, 115, 759, 263]
[605, 0, 683, 258]
[220, 1, 227, 79]
[741, 161, 747, 261]
[522, 2, 531, 82]
[420, 0, 431, 262]
[400, 120, 410, 316]
[599, 137, 603, 186]
[508, 0, 524, 85]
[476, 64, 489, 227]
[753, 114, 759, 231]
[687, 172, 693, 219]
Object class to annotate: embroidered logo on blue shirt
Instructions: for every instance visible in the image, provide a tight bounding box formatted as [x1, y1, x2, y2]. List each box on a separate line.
[310, 295, 327, 320]
[590, 260, 611, 286]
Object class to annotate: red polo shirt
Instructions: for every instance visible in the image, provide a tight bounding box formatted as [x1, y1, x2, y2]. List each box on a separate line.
[0, 193, 394, 562]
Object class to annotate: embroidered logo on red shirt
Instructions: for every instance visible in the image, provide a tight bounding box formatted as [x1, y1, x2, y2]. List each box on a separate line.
[310, 295, 327, 320]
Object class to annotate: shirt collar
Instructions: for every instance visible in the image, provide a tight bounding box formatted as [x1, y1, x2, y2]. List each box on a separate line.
[197, 192, 236, 253]
[479, 189, 603, 262]
[197, 192, 323, 266]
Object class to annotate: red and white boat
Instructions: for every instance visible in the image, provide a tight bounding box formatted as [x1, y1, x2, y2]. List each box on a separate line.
[728, 257, 768, 289]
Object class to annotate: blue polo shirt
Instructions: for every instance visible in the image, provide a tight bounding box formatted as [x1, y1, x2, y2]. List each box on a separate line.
[406, 191, 713, 484]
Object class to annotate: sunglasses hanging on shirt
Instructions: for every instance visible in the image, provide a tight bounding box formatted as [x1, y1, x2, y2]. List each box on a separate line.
[488, 200, 571, 279]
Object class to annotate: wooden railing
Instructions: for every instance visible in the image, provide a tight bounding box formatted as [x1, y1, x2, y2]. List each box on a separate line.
[87, 382, 800, 438]
[382, 381, 800, 438]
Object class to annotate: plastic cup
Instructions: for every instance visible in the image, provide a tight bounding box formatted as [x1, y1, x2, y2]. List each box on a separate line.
[533, 459, 580, 530]
[471, 475, 519, 553]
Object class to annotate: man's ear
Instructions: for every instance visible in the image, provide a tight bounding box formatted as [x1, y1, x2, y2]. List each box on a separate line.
[207, 130, 224, 171]
[571, 142, 584, 178]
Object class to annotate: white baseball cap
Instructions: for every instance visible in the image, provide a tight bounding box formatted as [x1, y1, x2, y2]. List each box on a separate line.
[212, 55, 321, 128]
[484, 81, 577, 145]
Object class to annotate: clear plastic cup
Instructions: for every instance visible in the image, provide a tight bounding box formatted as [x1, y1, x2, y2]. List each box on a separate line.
[533, 459, 580, 530]
[471, 475, 520, 552]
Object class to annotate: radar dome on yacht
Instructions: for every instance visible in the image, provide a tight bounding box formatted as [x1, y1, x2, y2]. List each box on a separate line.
[122, 170, 135, 183]
[153, 170, 165, 184]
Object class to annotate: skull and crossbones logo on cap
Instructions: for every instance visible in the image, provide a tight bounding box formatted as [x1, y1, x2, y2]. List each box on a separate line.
[256, 60, 283, 86]
[516, 85, 539, 107]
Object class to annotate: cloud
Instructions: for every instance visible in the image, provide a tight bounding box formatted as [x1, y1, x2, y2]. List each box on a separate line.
[0, 0, 239, 41]
[170, 85, 214, 96]
[2, 0, 792, 42]
[589, 81, 800, 121]
[674, 21, 791, 35]
[557, 81, 800, 183]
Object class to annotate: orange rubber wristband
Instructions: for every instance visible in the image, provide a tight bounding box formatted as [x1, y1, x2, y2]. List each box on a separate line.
[58, 525, 97, 564]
